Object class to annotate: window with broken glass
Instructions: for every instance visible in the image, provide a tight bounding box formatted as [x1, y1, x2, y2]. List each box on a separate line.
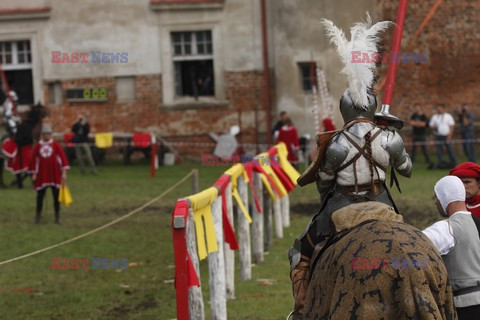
[0, 40, 34, 105]
[171, 31, 214, 98]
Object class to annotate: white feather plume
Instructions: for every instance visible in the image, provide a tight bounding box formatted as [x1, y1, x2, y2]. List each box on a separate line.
[321, 13, 392, 110]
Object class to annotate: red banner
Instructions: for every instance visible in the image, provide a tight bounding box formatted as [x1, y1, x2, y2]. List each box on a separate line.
[172, 199, 200, 320]
[214, 175, 239, 250]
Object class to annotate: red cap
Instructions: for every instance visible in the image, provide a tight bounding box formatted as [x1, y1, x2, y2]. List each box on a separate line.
[449, 162, 480, 179]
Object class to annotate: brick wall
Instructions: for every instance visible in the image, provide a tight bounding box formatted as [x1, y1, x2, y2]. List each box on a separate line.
[45, 70, 267, 157]
[46, 74, 162, 133]
[377, 0, 480, 120]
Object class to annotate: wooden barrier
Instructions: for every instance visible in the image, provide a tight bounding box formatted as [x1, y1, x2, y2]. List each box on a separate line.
[172, 143, 299, 320]
[237, 176, 252, 280]
[208, 197, 227, 320]
[273, 197, 283, 239]
[281, 195, 290, 228]
[264, 192, 273, 251]
[223, 182, 235, 299]
[186, 207, 204, 320]
[251, 172, 264, 264]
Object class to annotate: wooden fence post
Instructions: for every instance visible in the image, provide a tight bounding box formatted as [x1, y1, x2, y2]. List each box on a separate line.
[251, 172, 264, 264]
[281, 194, 290, 228]
[191, 169, 199, 194]
[186, 208, 205, 320]
[273, 197, 283, 238]
[224, 182, 235, 299]
[237, 176, 252, 280]
[264, 191, 273, 251]
[208, 197, 227, 320]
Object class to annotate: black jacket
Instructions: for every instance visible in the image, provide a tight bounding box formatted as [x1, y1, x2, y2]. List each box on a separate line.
[71, 122, 90, 143]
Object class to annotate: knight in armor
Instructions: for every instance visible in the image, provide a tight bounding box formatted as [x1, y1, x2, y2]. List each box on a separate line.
[288, 15, 412, 318]
[0, 90, 19, 188]
[2, 90, 19, 136]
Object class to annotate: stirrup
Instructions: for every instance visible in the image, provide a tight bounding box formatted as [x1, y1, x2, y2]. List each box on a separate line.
[286, 310, 295, 320]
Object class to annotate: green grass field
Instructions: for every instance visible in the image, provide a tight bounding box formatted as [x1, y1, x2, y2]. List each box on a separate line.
[0, 158, 457, 319]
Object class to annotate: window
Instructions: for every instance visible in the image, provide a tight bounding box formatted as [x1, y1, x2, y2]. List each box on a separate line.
[48, 82, 63, 106]
[116, 76, 136, 102]
[298, 62, 314, 93]
[171, 31, 214, 98]
[0, 40, 33, 105]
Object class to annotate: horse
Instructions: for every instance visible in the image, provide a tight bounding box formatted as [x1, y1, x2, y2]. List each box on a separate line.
[301, 202, 456, 320]
[1, 102, 49, 188]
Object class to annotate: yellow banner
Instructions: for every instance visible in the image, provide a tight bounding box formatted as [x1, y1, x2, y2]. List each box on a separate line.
[95, 132, 113, 148]
[225, 164, 252, 222]
[188, 187, 219, 260]
[275, 143, 300, 185]
[255, 152, 287, 198]
[260, 173, 277, 202]
[232, 188, 252, 223]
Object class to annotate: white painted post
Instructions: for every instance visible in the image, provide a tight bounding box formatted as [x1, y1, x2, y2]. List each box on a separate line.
[186, 208, 205, 320]
[264, 191, 273, 251]
[237, 176, 252, 280]
[273, 197, 283, 238]
[281, 194, 290, 228]
[208, 197, 227, 320]
[251, 172, 264, 264]
[223, 182, 235, 299]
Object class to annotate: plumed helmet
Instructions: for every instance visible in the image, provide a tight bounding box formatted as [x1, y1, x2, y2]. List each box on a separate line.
[340, 89, 377, 124]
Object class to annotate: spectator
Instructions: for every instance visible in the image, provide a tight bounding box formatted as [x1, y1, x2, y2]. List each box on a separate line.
[459, 104, 476, 163]
[321, 116, 336, 132]
[71, 114, 96, 175]
[29, 124, 70, 224]
[276, 118, 300, 169]
[450, 162, 480, 219]
[410, 104, 433, 167]
[423, 176, 480, 320]
[273, 111, 289, 139]
[429, 104, 457, 169]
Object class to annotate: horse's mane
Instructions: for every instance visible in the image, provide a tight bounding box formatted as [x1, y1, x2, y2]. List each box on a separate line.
[25, 102, 48, 126]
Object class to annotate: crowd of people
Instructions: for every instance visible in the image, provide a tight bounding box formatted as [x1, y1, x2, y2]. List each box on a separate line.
[410, 103, 475, 169]
[0, 91, 97, 224]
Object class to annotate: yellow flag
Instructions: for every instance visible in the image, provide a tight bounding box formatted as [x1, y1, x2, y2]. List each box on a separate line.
[95, 133, 113, 148]
[188, 187, 219, 260]
[255, 153, 287, 198]
[260, 174, 277, 202]
[58, 184, 73, 206]
[224, 164, 252, 222]
[275, 142, 300, 185]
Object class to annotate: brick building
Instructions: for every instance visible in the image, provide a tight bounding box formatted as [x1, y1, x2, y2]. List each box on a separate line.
[0, 0, 477, 156]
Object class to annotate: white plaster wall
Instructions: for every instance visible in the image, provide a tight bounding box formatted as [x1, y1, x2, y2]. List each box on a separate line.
[41, 0, 161, 80]
[271, 0, 378, 137]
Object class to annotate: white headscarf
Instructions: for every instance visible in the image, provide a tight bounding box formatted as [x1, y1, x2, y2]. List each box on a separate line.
[434, 176, 466, 213]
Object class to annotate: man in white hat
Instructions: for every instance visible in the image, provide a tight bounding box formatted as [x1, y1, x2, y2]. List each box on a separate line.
[423, 175, 480, 319]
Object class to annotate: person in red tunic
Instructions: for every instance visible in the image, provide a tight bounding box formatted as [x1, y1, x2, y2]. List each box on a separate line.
[6, 118, 34, 188]
[29, 124, 70, 224]
[450, 162, 480, 219]
[322, 116, 336, 132]
[276, 118, 300, 169]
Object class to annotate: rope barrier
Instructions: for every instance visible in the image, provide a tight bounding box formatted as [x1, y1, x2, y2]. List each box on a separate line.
[0, 170, 195, 267]
[54, 137, 480, 149]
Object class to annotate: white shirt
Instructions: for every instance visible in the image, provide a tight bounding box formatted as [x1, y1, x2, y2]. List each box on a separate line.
[422, 211, 471, 255]
[430, 112, 455, 136]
